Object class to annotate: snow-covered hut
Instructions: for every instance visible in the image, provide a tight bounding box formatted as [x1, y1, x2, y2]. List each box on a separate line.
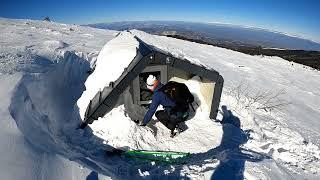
[80, 35, 223, 128]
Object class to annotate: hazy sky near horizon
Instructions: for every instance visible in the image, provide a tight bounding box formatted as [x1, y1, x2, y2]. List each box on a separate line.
[1, 0, 319, 42]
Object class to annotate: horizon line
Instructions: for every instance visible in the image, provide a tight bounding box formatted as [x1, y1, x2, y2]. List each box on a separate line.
[1, 16, 319, 44]
[87, 19, 320, 44]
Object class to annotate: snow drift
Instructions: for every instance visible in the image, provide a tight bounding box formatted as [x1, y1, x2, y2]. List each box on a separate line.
[1, 18, 320, 179]
[0, 18, 118, 179]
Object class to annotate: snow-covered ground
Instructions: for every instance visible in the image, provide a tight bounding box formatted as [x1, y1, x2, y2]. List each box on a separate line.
[1, 17, 319, 179]
[0, 18, 115, 180]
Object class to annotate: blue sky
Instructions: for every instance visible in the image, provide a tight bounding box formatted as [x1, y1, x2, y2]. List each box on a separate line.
[1, 0, 319, 42]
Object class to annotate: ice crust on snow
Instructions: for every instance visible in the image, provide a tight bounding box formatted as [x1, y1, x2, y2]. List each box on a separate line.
[1, 18, 320, 179]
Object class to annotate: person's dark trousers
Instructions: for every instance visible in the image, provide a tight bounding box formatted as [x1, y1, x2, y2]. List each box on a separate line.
[155, 110, 187, 136]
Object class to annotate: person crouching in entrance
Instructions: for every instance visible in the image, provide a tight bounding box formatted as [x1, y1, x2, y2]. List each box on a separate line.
[140, 75, 190, 137]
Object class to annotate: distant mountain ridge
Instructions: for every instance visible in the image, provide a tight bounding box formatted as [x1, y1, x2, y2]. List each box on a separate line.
[87, 21, 320, 52]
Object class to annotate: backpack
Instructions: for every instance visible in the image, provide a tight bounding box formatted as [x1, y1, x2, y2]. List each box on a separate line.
[159, 81, 194, 114]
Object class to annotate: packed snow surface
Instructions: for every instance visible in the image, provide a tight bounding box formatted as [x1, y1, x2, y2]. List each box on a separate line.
[1, 18, 320, 179]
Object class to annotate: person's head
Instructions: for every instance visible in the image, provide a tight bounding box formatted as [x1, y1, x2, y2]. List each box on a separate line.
[146, 74, 159, 91]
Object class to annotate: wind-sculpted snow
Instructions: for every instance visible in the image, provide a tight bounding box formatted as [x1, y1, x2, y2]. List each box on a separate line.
[8, 51, 127, 178]
[4, 33, 270, 179]
[6, 50, 268, 179]
[2, 18, 320, 179]
[0, 17, 123, 179]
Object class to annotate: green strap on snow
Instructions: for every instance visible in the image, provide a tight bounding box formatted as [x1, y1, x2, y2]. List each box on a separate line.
[123, 150, 190, 164]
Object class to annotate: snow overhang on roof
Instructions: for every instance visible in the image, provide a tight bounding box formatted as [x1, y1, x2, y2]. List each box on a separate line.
[80, 32, 224, 128]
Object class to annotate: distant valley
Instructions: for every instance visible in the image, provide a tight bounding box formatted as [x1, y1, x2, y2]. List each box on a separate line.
[87, 21, 320, 70]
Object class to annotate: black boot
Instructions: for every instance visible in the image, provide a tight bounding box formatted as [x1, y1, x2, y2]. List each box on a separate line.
[170, 129, 177, 138]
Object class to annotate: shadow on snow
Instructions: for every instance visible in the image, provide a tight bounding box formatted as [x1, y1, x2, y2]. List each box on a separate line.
[190, 105, 270, 179]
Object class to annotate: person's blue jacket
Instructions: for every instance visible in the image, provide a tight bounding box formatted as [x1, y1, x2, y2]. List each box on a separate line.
[142, 83, 176, 125]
